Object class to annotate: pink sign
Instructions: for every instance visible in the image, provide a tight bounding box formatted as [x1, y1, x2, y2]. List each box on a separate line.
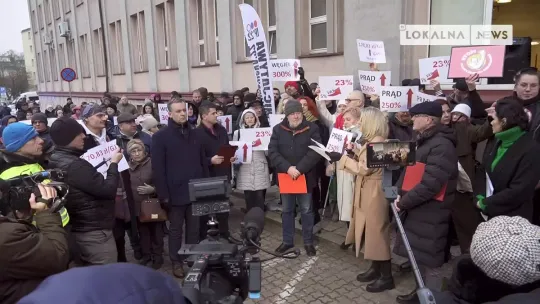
[448, 45, 506, 78]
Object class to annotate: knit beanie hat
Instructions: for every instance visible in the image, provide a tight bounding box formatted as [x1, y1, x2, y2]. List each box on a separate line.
[140, 115, 159, 131]
[284, 99, 303, 117]
[50, 117, 86, 147]
[31, 113, 48, 125]
[81, 105, 106, 119]
[3, 122, 39, 152]
[285, 81, 299, 91]
[126, 139, 145, 154]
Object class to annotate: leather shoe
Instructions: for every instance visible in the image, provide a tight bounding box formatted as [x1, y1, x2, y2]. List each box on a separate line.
[340, 242, 351, 250]
[366, 261, 394, 293]
[356, 262, 380, 282]
[275, 243, 294, 254]
[396, 289, 419, 304]
[305, 245, 316, 256]
[172, 263, 185, 278]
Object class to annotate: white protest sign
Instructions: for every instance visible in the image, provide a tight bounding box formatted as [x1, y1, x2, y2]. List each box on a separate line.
[217, 115, 233, 134]
[270, 59, 301, 82]
[318, 76, 354, 101]
[380, 86, 418, 112]
[358, 70, 392, 95]
[239, 128, 272, 151]
[229, 141, 253, 164]
[326, 129, 354, 154]
[414, 91, 439, 106]
[419, 56, 451, 84]
[357, 39, 386, 63]
[81, 140, 129, 177]
[157, 104, 169, 124]
[269, 114, 285, 128]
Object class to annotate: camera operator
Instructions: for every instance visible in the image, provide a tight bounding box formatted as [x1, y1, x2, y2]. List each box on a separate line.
[0, 122, 69, 227]
[0, 183, 69, 304]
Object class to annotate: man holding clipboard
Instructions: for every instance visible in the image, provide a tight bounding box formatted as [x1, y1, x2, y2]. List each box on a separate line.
[268, 100, 322, 257]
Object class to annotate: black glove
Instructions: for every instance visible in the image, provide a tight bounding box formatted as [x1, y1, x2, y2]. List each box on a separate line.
[326, 151, 342, 163]
[298, 67, 305, 80]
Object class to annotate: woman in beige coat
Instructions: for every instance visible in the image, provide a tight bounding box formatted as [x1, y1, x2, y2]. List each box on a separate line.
[336, 107, 393, 293]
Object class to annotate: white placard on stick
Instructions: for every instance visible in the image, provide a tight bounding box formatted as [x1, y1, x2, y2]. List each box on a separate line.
[318, 75, 354, 100]
[229, 141, 253, 164]
[326, 129, 354, 154]
[358, 70, 392, 96]
[380, 86, 418, 112]
[239, 128, 272, 151]
[418, 56, 451, 84]
[357, 39, 387, 63]
[81, 140, 129, 177]
[414, 92, 439, 107]
[270, 59, 301, 82]
[217, 115, 233, 134]
[158, 104, 169, 124]
[269, 114, 285, 128]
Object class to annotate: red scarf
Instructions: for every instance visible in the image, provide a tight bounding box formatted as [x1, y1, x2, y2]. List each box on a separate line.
[334, 113, 344, 130]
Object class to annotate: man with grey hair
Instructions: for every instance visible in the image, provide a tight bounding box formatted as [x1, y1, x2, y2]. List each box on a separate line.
[151, 97, 208, 278]
[117, 96, 138, 116]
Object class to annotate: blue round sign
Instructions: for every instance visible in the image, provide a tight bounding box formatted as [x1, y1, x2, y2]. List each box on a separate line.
[61, 68, 77, 82]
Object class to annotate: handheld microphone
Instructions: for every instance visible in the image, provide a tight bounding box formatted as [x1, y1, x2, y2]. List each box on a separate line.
[243, 207, 265, 243]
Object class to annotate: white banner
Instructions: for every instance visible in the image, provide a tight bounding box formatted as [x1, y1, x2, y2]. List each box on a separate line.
[418, 56, 451, 84]
[269, 114, 285, 128]
[158, 104, 169, 124]
[239, 4, 275, 114]
[357, 39, 387, 63]
[414, 91, 439, 106]
[326, 129, 354, 154]
[358, 70, 392, 96]
[229, 141, 253, 164]
[380, 86, 418, 112]
[318, 75, 354, 100]
[270, 59, 301, 82]
[239, 127, 272, 151]
[217, 115, 233, 134]
[81, 140, 129, 177]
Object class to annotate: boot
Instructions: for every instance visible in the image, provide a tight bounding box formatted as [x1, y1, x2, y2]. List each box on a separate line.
[366, 260, 395, 293]
[152, 255, 164, 270]
[399, 260, 412, 272]
[396, 288, 419, 304]
[172, 263, 185, 278]
[356, 261, 380, 282]
[138, 256, 151, 266]
[340, 242, 351, 250]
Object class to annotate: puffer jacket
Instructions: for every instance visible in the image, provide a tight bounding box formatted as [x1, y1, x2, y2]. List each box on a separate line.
[233, 109, 270, 191]
[48, 146, 120, 232]
[394, 125, 458, 268]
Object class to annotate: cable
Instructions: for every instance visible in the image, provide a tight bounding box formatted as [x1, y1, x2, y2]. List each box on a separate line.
[248, 238, 300, 261]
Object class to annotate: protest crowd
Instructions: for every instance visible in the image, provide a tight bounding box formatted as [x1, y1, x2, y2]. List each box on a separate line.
[0, 45, 540, 304]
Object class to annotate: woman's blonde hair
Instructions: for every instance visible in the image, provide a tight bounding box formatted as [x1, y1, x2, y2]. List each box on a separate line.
[342, 107, 362, 121]
[358, 107, 389, 141]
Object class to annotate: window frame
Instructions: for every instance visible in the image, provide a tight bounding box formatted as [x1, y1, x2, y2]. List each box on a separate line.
[267, 0, 277, 58]
[109, 20, 125, 75]
[63, 0, 71, 14]
[308, 0, 328, 54]
[93, 28, 106, 76]
[38, 4, 44, 29]
[155, 1, 178, 70]
[130, 11, 148, 73]
[44, 0, 52, 25]
[214, 0, 219, 63]
[50, 46, 58, 81]
[79, 34, 91, 78]
[196, 0, 206, 65]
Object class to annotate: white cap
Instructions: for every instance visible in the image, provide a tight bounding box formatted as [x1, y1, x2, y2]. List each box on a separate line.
[337, 99, 347, 106]
[451, 103, 471, 119]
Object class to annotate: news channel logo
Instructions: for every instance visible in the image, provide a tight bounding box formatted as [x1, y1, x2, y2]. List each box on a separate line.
[399, 24, 513, 46]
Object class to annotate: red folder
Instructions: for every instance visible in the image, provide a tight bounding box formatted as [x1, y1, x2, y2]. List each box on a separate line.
[277, 173, 308, 194]
[402, 162, 447, 202]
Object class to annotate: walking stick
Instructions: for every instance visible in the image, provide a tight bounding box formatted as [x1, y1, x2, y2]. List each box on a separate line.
[321, 175, 334, 219]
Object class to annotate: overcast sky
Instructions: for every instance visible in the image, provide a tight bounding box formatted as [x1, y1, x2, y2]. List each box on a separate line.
[0, 0, 31, 54]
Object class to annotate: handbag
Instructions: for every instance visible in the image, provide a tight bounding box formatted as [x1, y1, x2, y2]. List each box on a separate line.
[139, 197, 167, 222]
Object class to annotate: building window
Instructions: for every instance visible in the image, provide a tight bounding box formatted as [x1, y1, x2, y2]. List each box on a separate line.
[44, 0, 52, 25]
[31, 11, 37, 33]
[67, 39, 77, 77]
[130, 11, 148, 72]
[267, 0, 277, 57]
[93, 28, 105, 76]
[196, 0, 205, 65]
[243, 0, 253, 59]
[32, 58, 35, 67]
[38, 5, 44, 29]
[52, 0, 61, 19]
[63, 0, 71, 13]
[109, 20, 125, 74]
[79, 34, 90, 78]
[30, 45, 33, 52]
[43, 50, 51, 82]
[75, 0, 84, 6]
[50, 47, 58, 80]
[58, 43, 65, 70]
[214, 0, 219, 62]
[309, 0, 327, 52]
[36, 53, 44, 83]
[155, 1, 178, 69]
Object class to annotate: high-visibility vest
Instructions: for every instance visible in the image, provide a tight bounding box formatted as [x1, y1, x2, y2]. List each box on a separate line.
[0, 163, 70, 227]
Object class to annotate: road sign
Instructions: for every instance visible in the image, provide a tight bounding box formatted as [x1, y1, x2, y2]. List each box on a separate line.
[61, 68, 77, 82]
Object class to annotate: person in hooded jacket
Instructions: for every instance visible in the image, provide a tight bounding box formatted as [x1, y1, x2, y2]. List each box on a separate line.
[31, 113, 54, 155]
[232, 109, 271, 212]
[16, 101, 30, 121]
[63, 98, 74, 115]
[44, 105, 56, 118]
[393, 101, 458, 304]
[226, 91, 245, 131]
[186, 102, 198, 127]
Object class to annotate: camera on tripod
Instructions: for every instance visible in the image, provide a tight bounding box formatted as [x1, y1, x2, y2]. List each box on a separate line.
[180, 177, 263, 304]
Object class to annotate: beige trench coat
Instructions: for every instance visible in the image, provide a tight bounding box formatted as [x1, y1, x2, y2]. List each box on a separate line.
[337, 139, 391, 261]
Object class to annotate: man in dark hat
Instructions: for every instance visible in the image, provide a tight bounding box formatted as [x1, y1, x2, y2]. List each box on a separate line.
[115, 113, 152, 161]
[31, 113, 54, 154]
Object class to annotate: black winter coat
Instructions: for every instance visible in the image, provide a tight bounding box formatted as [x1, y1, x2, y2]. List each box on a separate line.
[395, 125, 458, 268]
[151, 119, 208, 206]
[388, 115, 414, 141]
[48, 147, 120, 232]
[195, 123, 231, 179]
[268, 118, 322, 190]
[226, 104, 245, 131]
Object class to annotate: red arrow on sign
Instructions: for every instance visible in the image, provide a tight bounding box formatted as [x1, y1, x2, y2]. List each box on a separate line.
[225, 117, 230, 133]
[342, 135, 349, 154]
[380, 74, 387, 86]
[407, 89, 414, 109]
[293, 61, 299, 78]
[427, 69, 440, 80]
[242, 144, 248, 162]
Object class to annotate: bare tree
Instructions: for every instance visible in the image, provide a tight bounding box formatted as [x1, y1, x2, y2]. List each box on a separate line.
[0, 50, 29, 99]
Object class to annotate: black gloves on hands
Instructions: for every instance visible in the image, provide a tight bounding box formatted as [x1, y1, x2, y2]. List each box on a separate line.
[298, 67, 305, 80]
[326, 151, 342, 163]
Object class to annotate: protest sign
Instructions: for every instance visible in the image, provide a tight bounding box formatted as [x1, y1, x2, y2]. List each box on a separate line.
[239, 4, 275, 114]
[229, 141, 253, 164]
[448, 45, 506, 78]
[269, 114, 285, 128]
[414, 91, 439, 107]
[419, 56, 451, 84]
[326, 129, 354, 154]
[217, 115, 233, 134]
[318, 76, 354, 100]
[81, 141, 129, 177]
[357, 39, 386, 63]
[358, 70, 392, 95]
[239, 128, 272, 151]
[158, 104, 169, 124]
[270, 59, 301, 82]
[380, 86, 418, 112]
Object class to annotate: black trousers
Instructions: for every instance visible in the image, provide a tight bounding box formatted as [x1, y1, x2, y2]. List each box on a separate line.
[138, 220, 165, 258]
[244, 189, 266, 211]
[169, 205, 199, 263]
[450, 191, 482, 254]
[113, 219, 141, 262]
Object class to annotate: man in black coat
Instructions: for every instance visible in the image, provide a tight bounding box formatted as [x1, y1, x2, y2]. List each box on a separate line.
[115, 113, 152, 161]
[393, 102, 458, 304]
[48, 117, 123, 266]
[268, 99, 322, 257]
[195, 101, 234, 240]
[152, 97, 208, 278]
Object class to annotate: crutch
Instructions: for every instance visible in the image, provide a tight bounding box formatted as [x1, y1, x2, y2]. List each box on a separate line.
[321, 174, 335, 219]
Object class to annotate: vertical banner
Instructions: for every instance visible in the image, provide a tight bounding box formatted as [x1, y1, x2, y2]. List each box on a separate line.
[239, 4, 275, 114]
